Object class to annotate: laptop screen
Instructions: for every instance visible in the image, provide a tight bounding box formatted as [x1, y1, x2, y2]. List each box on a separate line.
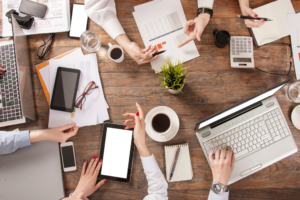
[12, 15, 36, 121]
[195, 80, 290, 130]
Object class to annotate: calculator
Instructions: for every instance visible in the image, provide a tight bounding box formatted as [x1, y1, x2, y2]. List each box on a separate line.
[230, 36, 255, 68]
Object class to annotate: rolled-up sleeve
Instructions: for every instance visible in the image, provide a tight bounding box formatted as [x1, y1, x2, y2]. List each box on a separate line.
[85, 0, 125, 39]
[0, 130, 31, 155]
[198, 0, 214, 9]
[141, 154, 168, 200]
[208, 189, 229, 200]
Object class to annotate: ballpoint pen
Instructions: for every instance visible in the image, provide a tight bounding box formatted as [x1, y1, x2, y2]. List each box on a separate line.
[169, 146, 181, 181]
[237, 15, 272, 21]
[139, 50, 167, 62]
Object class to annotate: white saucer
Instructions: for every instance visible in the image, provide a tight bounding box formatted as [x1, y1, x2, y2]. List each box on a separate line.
[291, 105, 300, 130]
[145, 106, 180, 142]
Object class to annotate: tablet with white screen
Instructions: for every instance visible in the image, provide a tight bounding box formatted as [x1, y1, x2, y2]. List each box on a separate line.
[98, 123, 135, 183]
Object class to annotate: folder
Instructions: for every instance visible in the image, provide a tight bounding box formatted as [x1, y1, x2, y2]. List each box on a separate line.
[35, 48, 80, 106]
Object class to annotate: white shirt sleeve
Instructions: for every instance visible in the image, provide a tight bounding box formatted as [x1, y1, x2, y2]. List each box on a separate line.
[140, 154, 168, 200]
[84, 0, 125, 40]
[208, 190, 229, 200]
[197, 0, 214, 9]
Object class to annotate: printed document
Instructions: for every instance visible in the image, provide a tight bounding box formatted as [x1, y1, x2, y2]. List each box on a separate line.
[133, 0, 199, 71]
[287, 13, 300, 80]
[2, 0, 70, 37]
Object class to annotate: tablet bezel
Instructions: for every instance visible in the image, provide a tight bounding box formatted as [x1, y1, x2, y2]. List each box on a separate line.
[98, 123, 135, 183]
[50, 67, 81, 113]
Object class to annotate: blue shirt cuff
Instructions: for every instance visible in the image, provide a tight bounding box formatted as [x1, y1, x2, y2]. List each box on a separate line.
[17, 130, 31, 148]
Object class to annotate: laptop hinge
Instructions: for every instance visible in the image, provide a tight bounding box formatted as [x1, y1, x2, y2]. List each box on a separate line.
[210, 101, 262, 129]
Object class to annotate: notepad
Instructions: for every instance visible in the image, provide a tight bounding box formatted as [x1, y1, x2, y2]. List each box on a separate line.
[249, 0, 295, 47]
[165, 143, 193, 182]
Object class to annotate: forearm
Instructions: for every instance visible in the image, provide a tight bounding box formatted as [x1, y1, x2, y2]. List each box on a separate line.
[29, 130, 47, 143]
[115, 34, 131, 51]
[135, 142, 151, 157]
[0, 130, 31, 155]
[238, 0, 250, 13]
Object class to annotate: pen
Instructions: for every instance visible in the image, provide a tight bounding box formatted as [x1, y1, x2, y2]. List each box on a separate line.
[237, 15, 272, 21]
[169, 146, 181, 181]
[139, 50, 167, 62]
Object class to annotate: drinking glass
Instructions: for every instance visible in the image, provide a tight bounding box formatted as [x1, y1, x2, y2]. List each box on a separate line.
[80, 30, 101, 52]
[286, 81, 300, 103]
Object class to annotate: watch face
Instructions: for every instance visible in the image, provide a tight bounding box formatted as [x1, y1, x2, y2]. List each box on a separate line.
[212, 183, 222, 194]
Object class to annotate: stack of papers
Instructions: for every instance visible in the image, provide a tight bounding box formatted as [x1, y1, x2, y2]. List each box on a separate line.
[35, 48, 109, 128]
[287, 13, 300, 80]
[133, 0, 199, 71]
[2, 0, 70, 37]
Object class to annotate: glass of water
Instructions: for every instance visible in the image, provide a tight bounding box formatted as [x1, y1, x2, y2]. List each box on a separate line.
[286, 81, 300, 103]
[80, 30, 101, 52]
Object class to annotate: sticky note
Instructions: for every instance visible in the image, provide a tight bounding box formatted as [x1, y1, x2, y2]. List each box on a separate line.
[162, 41, 166, 45]
[157, 43, 163, 49]
[298, 53, 300, 61]
[71, 113, 75, 118]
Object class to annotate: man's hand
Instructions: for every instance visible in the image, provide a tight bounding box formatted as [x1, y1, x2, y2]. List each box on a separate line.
[116, 34, 158, 65]
[29, 123, 79, 143]
[123, 102, 151, 157]
[0, 64, 6, 75]
[72, 157, 106, 200]
[209, 147, 235, 186]
[178, 13, 210, 48]
[239, 0, 265, 28]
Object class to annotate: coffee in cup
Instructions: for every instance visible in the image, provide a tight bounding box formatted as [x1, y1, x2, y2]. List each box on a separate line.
[151, 113, 171, 133]
[108, 43, 124, 63]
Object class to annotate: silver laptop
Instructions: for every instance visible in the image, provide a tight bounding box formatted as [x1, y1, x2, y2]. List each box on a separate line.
[195, 80, 298, 185]
[0, 139, 65, 200]
[0, 15, 36, 127]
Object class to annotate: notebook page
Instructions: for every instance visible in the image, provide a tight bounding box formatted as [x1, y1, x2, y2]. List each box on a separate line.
[165, 143, 193, 182]
[268, 0, 295, 37]
[252, 6, 281, 46]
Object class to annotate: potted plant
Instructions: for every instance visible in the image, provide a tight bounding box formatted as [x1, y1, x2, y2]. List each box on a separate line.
[154, 59, 188, 94]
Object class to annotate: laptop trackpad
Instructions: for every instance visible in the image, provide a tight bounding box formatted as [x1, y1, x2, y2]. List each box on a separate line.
[240, 163, 262, 176]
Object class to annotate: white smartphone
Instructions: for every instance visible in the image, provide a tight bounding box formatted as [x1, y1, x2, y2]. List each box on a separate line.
[69, 3, 88, 38]
[60, 142, 77, 172]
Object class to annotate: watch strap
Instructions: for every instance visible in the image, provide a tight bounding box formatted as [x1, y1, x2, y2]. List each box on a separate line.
[197, 7, 213, 19]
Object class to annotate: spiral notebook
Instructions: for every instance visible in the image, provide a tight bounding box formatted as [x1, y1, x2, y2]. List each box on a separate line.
[165, 143, 193, 182]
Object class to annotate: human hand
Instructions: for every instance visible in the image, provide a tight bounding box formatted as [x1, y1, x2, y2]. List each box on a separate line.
[72, 157, 106, 200]
[209, 147, 235, 185]
[122, 102, 151, 157]
[178, 13, 210, 48]
[0, 64, 6, 74]
[29, 123, 79, 143]
[240, 6, 265, 28]
[115, 34, 158, 65]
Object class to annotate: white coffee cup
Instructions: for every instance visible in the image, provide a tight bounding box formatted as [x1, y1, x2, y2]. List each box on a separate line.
[150, 112, 173, 141]
[108, 43, 124, 63]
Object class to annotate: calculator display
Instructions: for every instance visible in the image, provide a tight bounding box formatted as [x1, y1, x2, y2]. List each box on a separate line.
[233, 58, 252, 63]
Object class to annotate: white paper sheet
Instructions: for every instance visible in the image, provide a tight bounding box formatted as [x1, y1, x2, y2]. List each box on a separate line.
[2, 0, 70, 37]
[287, 13, 300, 80]
[132, 0, 199, 71]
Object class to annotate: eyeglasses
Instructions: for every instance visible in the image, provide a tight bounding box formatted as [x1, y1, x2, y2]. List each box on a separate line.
[255, 43, 293, 76]
[37, 33, 55, 60]
[75, 81, 99, 110]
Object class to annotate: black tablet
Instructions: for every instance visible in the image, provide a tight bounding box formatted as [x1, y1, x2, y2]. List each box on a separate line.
[50, 67, 80, 112]
[98, 123, 135, 183]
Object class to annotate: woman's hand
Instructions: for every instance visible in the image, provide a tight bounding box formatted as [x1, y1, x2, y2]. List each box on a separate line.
[29, 123, 79, 143]
[0, 64, 6, 75]
[239, 0, 265, 28]
[72, 157, 107, 200]
[116, 34, 158, 65]
[123, 102, 151, 157]
[178, 13, 211, 48]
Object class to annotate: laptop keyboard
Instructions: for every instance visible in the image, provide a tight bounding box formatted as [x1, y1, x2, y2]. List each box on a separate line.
[0, 44, 23, 122]
[203, 108, 290, 160]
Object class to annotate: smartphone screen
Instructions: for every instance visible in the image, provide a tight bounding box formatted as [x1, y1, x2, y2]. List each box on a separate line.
[69, 4, 88, 38]
[61, 146, 75, 168]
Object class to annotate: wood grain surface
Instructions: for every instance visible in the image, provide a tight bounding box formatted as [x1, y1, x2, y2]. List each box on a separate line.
[1, 0, 300, 199]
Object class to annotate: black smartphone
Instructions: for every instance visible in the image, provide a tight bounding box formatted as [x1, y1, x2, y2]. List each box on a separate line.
[19, 0, 47, 18]
[50, 67, 81, 113]
[69, 3, 88, 38]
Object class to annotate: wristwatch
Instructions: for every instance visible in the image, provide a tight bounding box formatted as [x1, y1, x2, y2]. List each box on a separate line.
[197, 7, 213, 19]
[211, 182, 228, 194]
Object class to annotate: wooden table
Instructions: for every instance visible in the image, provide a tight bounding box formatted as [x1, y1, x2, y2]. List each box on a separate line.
[1, 0, 300, 199]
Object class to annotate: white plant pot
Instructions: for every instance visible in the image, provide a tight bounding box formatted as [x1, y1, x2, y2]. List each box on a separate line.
[166, 84, 184, 94]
